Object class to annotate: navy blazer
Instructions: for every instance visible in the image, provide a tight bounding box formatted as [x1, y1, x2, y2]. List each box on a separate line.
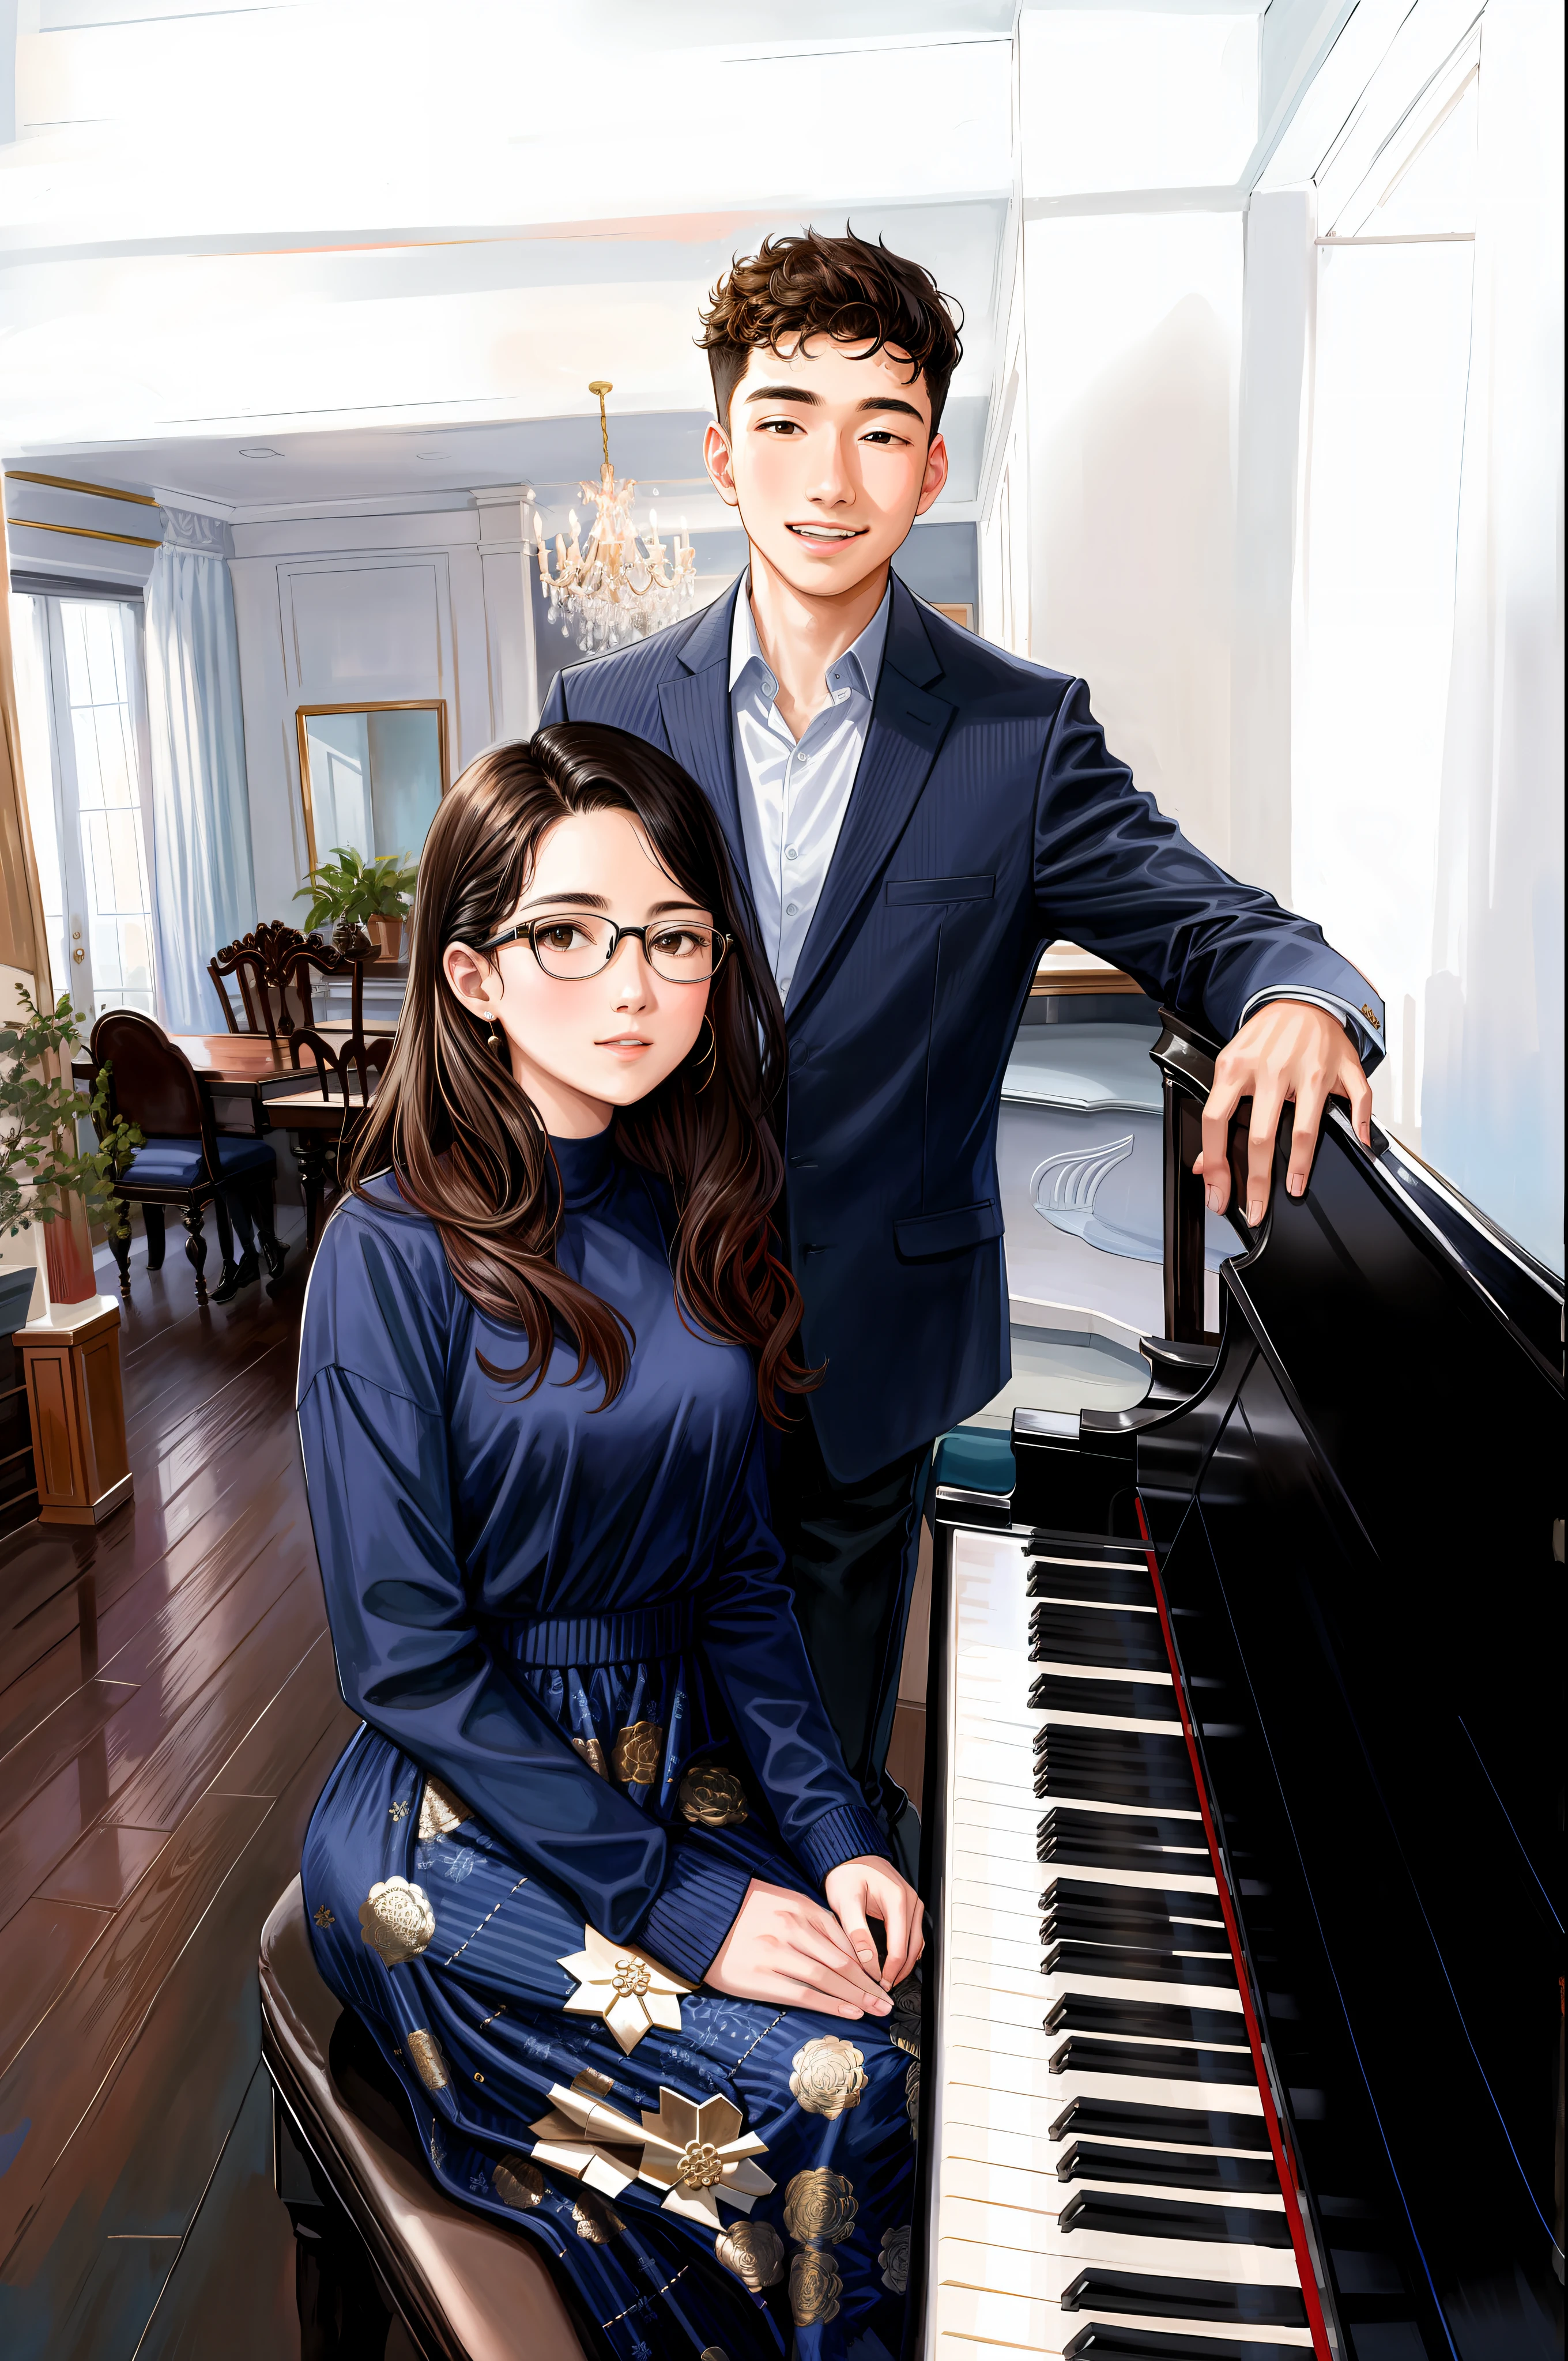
[541, 575, 1383, 1483]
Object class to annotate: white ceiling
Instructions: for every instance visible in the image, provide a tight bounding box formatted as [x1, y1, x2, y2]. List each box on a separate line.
[2, 0, 1279, 516]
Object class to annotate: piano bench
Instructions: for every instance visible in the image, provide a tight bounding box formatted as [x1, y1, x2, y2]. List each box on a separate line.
[258, 1876, 589, 2361]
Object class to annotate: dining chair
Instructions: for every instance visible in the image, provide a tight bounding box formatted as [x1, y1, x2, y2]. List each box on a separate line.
[209, 920, 372, 1047]
[88, 1010, 288, 1306]
[268, 1026, 396, 1248]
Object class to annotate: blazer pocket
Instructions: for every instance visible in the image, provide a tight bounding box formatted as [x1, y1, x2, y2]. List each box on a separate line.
[885, 873, 995, 906]
[893, 1199, 1004, 1260]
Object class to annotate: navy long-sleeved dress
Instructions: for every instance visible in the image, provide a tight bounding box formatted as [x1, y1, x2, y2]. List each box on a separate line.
[298, 1130, 919, 2359]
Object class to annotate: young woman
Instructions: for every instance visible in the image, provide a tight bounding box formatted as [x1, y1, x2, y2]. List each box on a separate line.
[298, 725, 924, 2360]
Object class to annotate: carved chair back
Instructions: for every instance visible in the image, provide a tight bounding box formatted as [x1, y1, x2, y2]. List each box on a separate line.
[89, 1009, 221, 1183]
[209, 921, 371, 1044]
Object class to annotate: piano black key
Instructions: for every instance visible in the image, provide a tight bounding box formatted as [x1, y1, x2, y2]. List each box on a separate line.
[1060, 2267, 1308, 2326]
[1042, 1877, 1227, 1929]
[1037, 1763, 1201, 1808]
[1039, 1807, 1211, 1872]
[1026, 1528, 1150, 1562]
[1049, 2095, 1272, 2152]
[1026, 1559, 1155, 1606]
[1028, 1601, 1170, 1670]
[1027, 1672, 1183, 1720]
[1045, 1993, 1247, 2047]
[1063, 2189, 1295, 2250]
[1063, 2326, 1307, 2360]
[1044, 1941, 1238, 1987]
[1049, 2035, 1256, 2083]
[1043, 1914, 1232, 1962]
[1057, 2139, 1280, 2194]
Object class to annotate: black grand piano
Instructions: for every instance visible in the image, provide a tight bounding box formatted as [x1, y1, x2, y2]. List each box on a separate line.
[917, 1006, 1565, 2360]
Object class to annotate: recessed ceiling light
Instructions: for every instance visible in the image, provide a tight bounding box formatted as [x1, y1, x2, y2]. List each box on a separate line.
[238, 445, 282, 458]
[649, 486, 661, 497]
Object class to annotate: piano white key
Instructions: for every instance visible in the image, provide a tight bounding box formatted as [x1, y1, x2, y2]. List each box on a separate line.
[936, 2213, 1301, 2291]
[940, 2151, 1286, 2219]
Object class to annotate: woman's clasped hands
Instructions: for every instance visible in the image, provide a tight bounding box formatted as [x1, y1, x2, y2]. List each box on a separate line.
[705, 1854, 924, 2019]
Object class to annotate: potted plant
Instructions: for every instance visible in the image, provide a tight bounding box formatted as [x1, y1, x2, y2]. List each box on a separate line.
[293, 847, 418, 961]
[1, 986, 145, 1323]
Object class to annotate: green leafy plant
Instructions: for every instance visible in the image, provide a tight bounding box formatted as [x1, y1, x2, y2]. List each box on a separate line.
[293, 847, 418, 934]
[1, 986, 145, 1243]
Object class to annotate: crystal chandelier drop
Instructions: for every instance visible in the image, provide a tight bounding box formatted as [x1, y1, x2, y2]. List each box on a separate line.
[533, 380, 699, 655]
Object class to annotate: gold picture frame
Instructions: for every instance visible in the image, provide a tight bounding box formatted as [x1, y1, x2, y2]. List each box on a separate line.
[295, 699, 451, 875]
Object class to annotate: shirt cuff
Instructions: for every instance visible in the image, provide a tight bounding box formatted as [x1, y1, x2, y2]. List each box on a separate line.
[792, 1802, 894, 1887]
[640, 1836, 753, 1984]
[1239, 985, 1382, 1068]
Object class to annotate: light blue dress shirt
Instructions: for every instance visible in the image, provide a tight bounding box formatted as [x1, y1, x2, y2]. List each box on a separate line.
[727, 578, 1377, 1059]
[728, 582, 890, 1004]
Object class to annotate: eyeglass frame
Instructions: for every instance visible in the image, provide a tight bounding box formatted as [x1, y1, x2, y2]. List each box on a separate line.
[474, 911, 734, 981]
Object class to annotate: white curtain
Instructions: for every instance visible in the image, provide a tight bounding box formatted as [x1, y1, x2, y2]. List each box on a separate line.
[1424, 0, 1565, 1273]
[144, 508, 257, 1035]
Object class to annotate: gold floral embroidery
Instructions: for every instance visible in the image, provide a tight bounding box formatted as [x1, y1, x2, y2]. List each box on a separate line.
[610, 1721, 664, 1785]
[572, 2195, 624, 2243]
[879, 2223, 911, 2294]
[782, 2168, 857, 2245]
[714, 2218, 785, 2291]
[406, 2029, 448, 2091]
[417, 1777, 470, 1839]
[532, 2080, 774, 2227]
[789, 2249, 842, 2325]
[788, 2035, 866, 2119]
[905, 2058, 920, 2139]
[558, 1925, 692, 2054]
[678, 1763, 749, 1827]
[388, 1798, 410, 1823]
[493, 2155, 544, 2210]
[312, 1905, 335, 1929]
[571, 1734, 610, 1779]
[358, 1877, 435, 1967]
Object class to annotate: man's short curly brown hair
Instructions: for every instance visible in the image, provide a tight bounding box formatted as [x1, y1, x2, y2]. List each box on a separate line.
[698, 227, 963, 436]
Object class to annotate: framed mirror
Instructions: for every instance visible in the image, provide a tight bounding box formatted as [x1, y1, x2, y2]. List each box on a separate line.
[296, 700, 449, 873]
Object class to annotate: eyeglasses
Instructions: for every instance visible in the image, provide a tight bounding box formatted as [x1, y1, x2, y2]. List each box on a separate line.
[476, 911, 732, 983]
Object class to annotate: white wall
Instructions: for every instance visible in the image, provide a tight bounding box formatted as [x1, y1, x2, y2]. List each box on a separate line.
[1022, 210, 1243, 866]
[228, 489, 537, 926]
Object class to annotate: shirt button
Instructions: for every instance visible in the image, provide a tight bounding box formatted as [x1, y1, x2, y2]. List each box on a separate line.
[785, 903, 799, 918]
[779, 975, 792, 992]
[785, 845, 798, 861]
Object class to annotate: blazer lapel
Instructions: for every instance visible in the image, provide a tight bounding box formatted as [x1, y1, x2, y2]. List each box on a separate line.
[785, 579, 955, 1021]
[658, 583, 748, 884]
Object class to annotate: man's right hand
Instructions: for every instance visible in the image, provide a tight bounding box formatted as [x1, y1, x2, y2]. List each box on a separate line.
[705, 1877, 896, 2018]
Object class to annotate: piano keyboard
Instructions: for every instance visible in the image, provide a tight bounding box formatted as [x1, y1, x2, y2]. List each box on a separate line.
[924, 1519, 1322, 2360]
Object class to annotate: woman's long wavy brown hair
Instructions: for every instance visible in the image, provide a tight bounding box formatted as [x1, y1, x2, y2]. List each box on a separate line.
[346, 722, 815, 1421]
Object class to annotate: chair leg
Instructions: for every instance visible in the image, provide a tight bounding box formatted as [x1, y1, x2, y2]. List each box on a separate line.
[144, 1204, 166, 1271]
[105, 1209, 132, 1299]
[293, 1133, 328, 1252]
[182, 1198, 209, 1303]
[252, 1175, 288, 1287]
[209, 1190, 248, 1307]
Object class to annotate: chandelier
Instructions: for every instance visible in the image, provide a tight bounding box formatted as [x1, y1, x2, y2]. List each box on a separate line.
[533, 380, 699, 655]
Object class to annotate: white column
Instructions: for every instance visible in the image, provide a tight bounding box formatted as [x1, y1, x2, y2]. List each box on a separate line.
[471, 485, 539, 744]
[1230, 188, 1314, 910]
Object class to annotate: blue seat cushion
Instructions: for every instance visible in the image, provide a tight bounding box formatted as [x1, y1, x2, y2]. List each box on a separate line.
[119, 1134, 276, 1191]
[932, 1425, 1016, 1495]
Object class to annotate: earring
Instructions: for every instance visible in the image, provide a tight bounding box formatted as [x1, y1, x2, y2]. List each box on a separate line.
[486, 1019, 506, 1058]
[692, 1014, 718, 1093]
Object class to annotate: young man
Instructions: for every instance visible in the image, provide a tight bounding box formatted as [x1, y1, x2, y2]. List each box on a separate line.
[541, 229, 1380, 1878]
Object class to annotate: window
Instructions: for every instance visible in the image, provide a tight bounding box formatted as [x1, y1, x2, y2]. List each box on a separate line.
[11, 595, 157, 1021]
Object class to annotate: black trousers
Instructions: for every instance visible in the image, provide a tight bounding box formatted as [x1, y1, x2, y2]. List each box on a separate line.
[768, 1409, 931, 1887]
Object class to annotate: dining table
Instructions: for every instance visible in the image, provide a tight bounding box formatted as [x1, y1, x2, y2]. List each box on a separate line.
[72, 1028, 379, 1249]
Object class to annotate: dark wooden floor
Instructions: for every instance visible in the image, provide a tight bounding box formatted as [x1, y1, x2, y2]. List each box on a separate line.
[0, 1212, 357, 2360]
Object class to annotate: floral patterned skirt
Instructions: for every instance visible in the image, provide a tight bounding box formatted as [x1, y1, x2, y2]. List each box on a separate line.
[301, 1722, 919, 2360]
